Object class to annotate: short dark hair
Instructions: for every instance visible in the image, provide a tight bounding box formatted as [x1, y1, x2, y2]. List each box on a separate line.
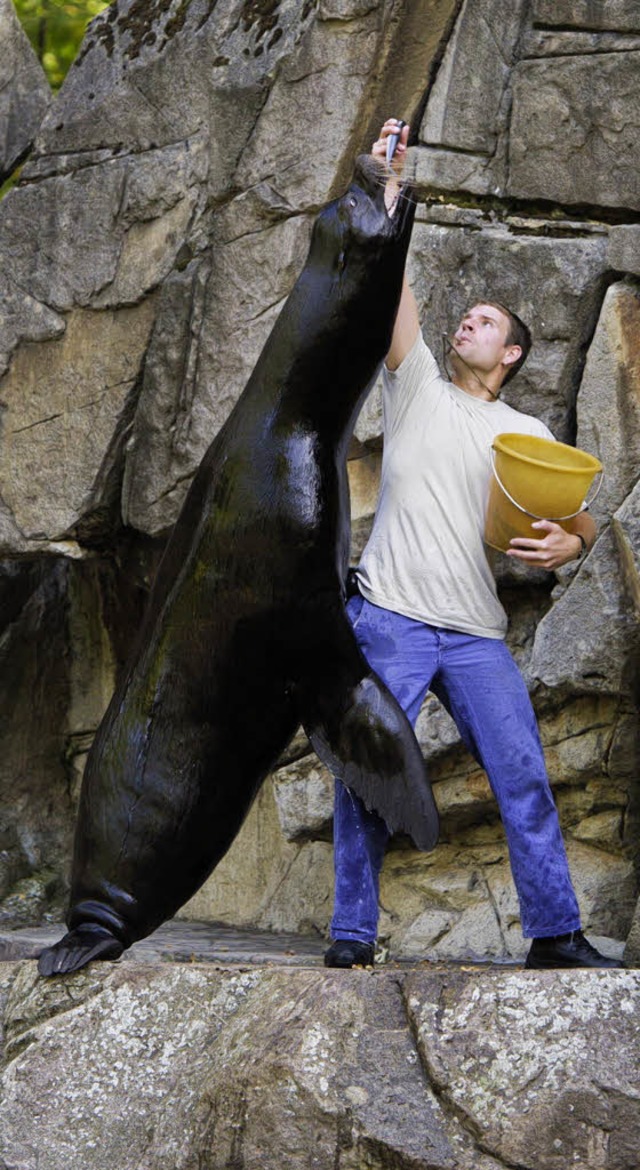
[488, 302, 532, 386]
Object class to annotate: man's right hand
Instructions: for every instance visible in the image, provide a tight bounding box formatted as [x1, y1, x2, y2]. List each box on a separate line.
[371, 118, 409, 174]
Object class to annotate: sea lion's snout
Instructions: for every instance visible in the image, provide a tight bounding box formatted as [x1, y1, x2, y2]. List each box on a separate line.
[338, 154, 401, 238]
[349, 153, 414, 239]
[352, 152, 388, 203]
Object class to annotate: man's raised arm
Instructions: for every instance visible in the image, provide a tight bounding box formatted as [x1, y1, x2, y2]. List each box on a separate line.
[371, 119, 420, 371]
[386, 275, 420, 371]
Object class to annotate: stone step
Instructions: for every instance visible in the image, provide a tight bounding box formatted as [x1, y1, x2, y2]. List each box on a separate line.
[0, 921, 624, 969]
[0, 920, 329, 967]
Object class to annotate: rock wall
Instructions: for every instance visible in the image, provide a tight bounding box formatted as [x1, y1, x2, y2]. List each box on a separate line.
[0, 0, 50, 184]
[0, 0, 639, 961]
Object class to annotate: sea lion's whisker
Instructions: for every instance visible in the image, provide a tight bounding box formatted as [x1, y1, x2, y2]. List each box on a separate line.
[380, 185, 419, 217]
[370, 171, 417, 207]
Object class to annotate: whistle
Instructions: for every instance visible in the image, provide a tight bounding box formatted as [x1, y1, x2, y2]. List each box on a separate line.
[386, 120, 407, 166]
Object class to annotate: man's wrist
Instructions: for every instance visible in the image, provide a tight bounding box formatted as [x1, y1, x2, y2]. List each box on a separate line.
[574, 533, 587, 560]
[384, 176, 401, 213]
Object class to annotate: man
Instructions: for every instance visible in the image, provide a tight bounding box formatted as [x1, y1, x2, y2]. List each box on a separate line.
[324, 118, 622, 971]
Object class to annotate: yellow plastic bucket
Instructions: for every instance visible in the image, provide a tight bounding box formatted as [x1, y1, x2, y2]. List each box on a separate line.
[484, 433, 603, 553]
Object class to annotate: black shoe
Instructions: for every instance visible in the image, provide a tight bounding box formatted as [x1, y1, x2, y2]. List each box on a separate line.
[525, 930, 624, 970]
[324, 940, 375, 969]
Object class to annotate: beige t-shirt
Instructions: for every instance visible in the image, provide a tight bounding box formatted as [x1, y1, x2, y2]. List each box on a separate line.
[357, 333, 553, 639]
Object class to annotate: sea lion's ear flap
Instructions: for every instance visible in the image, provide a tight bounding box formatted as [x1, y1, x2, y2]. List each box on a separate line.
[299, 673, 439, 852]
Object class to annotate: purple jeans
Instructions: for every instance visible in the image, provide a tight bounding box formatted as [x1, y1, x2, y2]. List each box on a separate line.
[331, 595, 581, 943]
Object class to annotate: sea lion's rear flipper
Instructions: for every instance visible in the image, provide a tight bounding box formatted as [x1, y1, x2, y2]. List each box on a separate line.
[38, 926, 124, 977]
[297, 662, 439, 852]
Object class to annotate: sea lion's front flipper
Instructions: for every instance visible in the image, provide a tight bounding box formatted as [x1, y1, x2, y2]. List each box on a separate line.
[297, 657, 439, 851]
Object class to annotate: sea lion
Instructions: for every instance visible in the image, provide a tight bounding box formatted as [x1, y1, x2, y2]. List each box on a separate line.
[38, 153, 438, 977]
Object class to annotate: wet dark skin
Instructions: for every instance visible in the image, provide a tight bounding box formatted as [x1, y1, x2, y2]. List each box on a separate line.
[39, 153, 439, 977]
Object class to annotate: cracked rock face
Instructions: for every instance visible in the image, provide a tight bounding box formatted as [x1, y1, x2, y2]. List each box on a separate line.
[0, 0, 51, 184]
[509, 53, 640, 211]
[0, 0, 639, 962]
[0, 961, 638, 1170]
[406, 967, 640, 1170]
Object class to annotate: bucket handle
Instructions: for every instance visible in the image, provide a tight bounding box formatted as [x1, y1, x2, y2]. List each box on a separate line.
[490, 449, 604, 522]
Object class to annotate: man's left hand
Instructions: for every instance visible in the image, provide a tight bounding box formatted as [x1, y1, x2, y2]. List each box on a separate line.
[507, 519, 584, 571]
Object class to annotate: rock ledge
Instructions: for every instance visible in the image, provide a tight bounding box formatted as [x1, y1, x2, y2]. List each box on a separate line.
[0, 949, 637, 1170]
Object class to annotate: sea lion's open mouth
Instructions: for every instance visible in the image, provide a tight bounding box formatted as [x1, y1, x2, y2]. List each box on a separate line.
[353, 153, 392, 202]
[352, 152, 413, 228]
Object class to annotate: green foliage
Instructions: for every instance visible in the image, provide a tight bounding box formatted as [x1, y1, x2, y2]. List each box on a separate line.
[12, 0, 110, 91]
[0, 168, 21, 201]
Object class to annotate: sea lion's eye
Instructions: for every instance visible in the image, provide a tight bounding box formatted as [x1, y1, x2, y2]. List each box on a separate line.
[349, 197, 357, 208]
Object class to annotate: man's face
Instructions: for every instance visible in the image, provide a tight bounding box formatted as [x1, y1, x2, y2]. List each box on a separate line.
[450, 303, 517, 377]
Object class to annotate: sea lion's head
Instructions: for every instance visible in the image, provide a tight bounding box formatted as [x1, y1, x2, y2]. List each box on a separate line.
[308, 153, 416, 284]
[346, 151, 415, 242]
